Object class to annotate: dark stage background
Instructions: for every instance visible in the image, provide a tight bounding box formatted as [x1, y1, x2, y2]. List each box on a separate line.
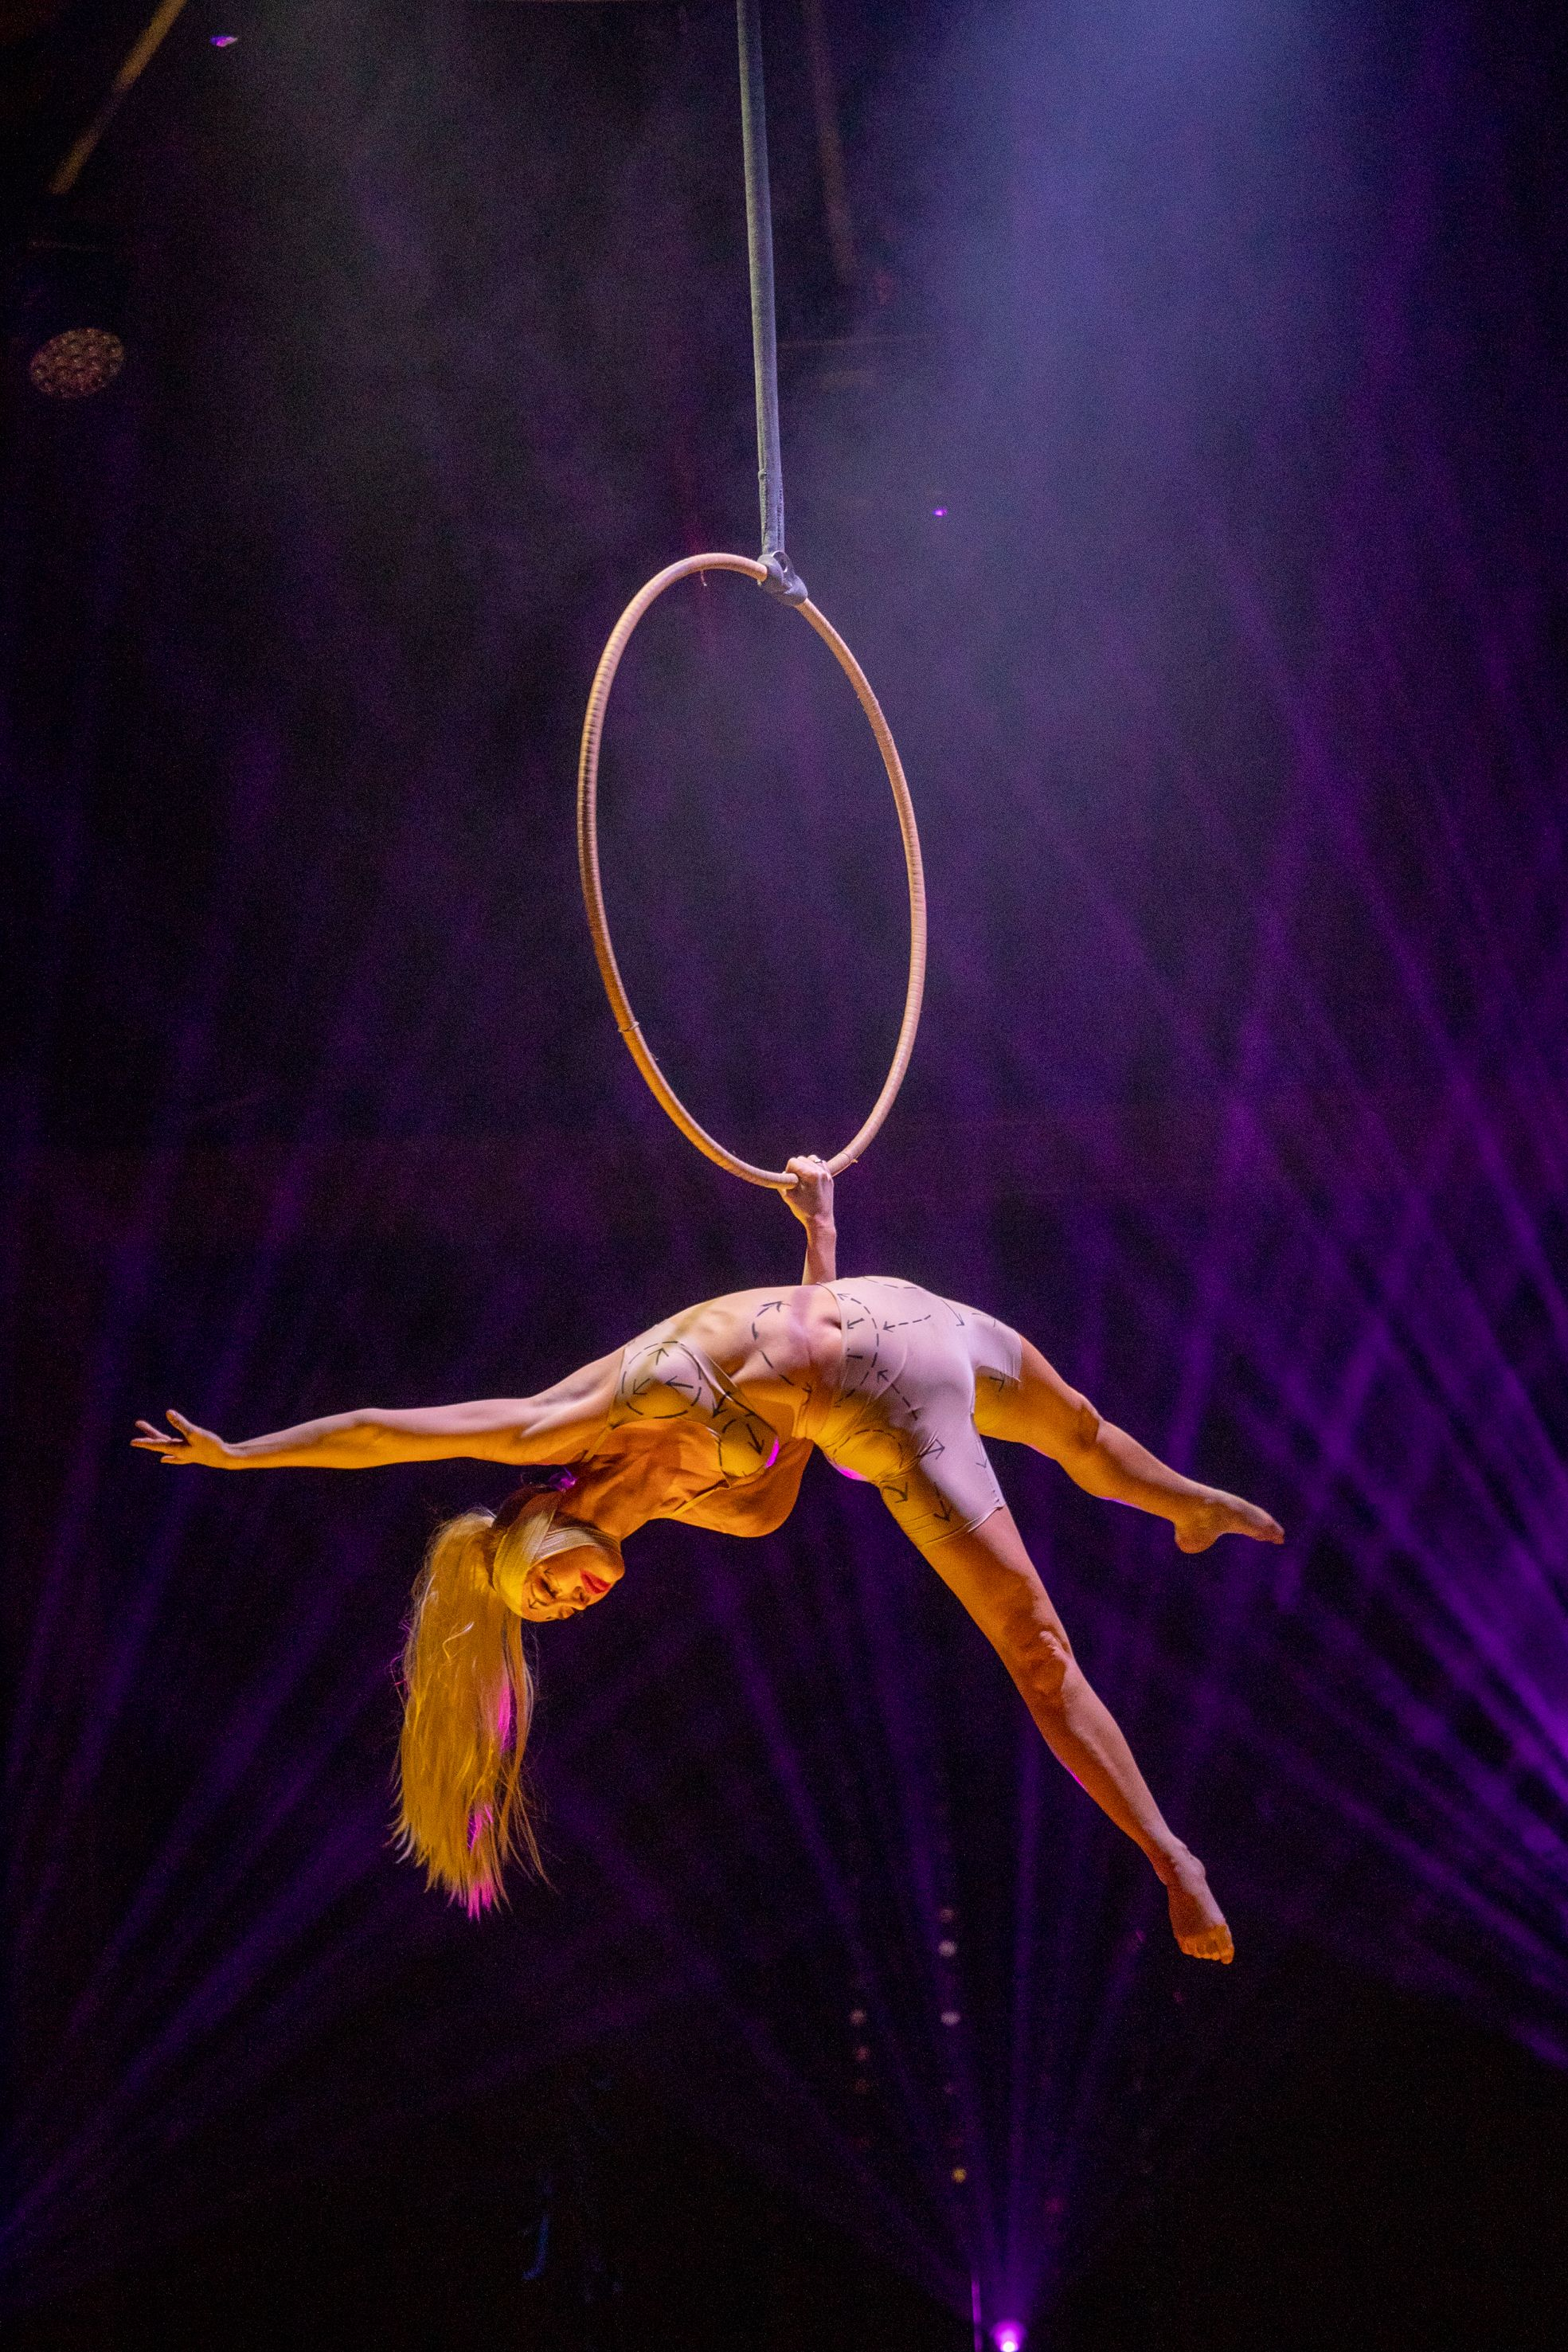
[4, 2, 1567, 2346]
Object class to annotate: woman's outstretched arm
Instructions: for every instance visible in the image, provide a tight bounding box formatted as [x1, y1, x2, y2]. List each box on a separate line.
[132, 1351, 620, 1471]
[921, 1506, 1234, 1961]
[783, 1153, 838, 1285]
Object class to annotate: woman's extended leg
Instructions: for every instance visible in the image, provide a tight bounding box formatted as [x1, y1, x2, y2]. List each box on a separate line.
[920, 1505, 1233, 1961]
[977, 1339, 1283, 1552]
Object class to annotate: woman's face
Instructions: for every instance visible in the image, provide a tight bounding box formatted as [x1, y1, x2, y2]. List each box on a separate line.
[511, 1524, 625, 1621]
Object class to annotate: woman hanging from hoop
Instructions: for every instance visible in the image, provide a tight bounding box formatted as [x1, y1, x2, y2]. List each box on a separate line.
[134, 1158, 1281, 1955]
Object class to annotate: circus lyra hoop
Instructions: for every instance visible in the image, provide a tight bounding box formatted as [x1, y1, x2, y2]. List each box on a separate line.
[577, 551, 927, 1191]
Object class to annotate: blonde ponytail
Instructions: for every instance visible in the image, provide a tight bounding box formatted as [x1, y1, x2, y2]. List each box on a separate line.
[394, 1509, 540, 1914]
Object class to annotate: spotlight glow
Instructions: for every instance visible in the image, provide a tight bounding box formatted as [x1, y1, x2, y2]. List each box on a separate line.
[991, 2326, 1026, 2352]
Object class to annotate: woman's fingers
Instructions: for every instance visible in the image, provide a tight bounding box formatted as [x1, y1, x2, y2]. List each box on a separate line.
[131, 1413, 205, 1460]
[784, 1154, 833, 1215]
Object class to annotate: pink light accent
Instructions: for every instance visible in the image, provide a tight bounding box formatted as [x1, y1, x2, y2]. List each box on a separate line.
[764, 1438, 780, 1469]
[991, 2327, 1026, 2352]
[932, 506, 948, 516]
[210, 33, 237, 45]
[831, 1460, 872, 1483]
[496, 1681, 514, 1749]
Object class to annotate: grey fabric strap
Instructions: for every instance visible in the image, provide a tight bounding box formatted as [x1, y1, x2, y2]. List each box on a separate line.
[737, 0, 807, 604]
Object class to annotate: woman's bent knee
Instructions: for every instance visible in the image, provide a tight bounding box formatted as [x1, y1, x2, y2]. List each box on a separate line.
[1009, 1625, 1076, 1708]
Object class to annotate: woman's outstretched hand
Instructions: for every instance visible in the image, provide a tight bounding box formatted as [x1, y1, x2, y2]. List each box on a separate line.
[131, 1412, 237, 1467]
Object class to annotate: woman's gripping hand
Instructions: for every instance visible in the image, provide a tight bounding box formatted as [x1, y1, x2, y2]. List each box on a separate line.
[782, 1153, 835, 1228]
[784, 1154, 837, 1284]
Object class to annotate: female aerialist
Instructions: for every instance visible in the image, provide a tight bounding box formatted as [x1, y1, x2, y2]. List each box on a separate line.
[134, 1157, 1281, 1955]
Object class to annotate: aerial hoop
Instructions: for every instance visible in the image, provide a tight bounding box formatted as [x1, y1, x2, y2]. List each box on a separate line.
[576, 552, 926, 1191]
[576, 7, 925, 1189]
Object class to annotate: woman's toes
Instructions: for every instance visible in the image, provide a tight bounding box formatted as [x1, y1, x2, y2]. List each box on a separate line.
[1179, 1923, 1235, 1963]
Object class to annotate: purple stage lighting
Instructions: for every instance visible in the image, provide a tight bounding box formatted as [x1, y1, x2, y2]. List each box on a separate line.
[5, 0, 1568, 2335]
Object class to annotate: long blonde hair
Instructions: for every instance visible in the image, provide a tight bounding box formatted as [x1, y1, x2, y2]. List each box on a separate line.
[393, 1490, 617, 1915]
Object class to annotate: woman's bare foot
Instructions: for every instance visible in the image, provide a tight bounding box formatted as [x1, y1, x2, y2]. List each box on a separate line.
[1175, 1488, 1284, 1553]
[1157, 1847, 1235, 1963]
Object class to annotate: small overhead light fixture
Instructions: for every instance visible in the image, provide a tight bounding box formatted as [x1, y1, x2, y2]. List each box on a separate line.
[10, 232, 128, 401]
[28, 327, 125, 399]
[210, 33, 237, 45]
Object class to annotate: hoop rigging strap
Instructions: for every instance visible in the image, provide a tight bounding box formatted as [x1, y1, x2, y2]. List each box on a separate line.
[737, 0, 804, 605]
[577, 555, 926, 1191]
